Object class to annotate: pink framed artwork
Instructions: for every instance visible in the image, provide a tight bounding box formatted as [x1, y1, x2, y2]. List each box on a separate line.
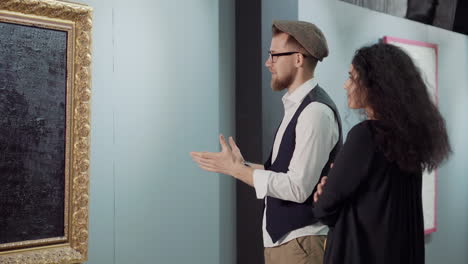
[383, 36, 438, 234]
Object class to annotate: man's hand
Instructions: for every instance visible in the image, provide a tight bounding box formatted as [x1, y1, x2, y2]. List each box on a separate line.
[229, 136, 245, 164]
[190, 134, 242, 175]
[190, 135, 254, 186]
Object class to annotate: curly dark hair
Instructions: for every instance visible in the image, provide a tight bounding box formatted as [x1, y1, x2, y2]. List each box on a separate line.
[352, 43, 451, 172]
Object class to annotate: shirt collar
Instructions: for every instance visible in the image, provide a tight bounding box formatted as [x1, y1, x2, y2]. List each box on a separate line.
[282, 78, 318, 106]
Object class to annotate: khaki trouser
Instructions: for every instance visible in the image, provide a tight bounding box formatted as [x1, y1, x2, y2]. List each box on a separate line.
[264, 235, 327, 264]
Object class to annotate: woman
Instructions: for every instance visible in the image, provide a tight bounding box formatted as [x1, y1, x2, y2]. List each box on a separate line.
[313, 43, 451, 264]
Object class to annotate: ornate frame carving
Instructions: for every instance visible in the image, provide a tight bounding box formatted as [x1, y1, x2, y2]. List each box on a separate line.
[0, 0, 92, 263]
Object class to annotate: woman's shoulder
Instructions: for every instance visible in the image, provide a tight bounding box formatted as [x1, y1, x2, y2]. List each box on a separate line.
[348, 120, 377, 135]
[346, 120, 381, 146]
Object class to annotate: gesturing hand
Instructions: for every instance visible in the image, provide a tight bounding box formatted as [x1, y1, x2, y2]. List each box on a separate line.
[228, 136, 245, 164]
[190, 134, 244, 175]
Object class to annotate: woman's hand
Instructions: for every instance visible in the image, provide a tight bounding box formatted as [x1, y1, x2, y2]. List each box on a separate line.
[313, 176, 328, 203]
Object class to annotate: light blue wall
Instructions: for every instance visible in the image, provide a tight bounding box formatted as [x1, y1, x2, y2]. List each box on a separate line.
[261, 0, 298, 160]
[297, 0, 468, 263]
[84, 0, 236, 263]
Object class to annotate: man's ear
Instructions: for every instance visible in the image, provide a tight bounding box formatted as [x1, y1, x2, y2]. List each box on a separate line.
[295, 53, 305, 67]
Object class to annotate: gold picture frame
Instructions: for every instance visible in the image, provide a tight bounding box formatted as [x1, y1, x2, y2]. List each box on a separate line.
[0, 0, 92, 263]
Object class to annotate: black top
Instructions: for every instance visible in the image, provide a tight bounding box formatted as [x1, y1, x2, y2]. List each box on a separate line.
[313, 120, 425, 264]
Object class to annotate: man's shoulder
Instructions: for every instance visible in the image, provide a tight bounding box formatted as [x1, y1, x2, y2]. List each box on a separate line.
[302, 102, 335, 118]
[297, 102, 337, 129]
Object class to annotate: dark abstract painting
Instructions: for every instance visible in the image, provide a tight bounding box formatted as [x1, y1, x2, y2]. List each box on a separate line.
[340, 0, 468, 35]
[0, 22, 67, 244]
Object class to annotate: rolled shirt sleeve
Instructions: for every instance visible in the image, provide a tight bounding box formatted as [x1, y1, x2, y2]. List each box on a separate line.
[253, 169, 270, 199]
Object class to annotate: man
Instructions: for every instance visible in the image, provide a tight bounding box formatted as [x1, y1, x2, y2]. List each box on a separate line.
[190, 20, 342, 264]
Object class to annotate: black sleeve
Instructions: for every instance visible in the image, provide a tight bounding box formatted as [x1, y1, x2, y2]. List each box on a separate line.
[313, 122, 375, 226]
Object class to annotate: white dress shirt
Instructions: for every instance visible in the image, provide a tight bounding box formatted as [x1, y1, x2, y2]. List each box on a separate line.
[253, 78, 339, 247]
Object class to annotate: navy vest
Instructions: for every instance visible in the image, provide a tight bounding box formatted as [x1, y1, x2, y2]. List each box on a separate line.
[264, 85, 342, 243]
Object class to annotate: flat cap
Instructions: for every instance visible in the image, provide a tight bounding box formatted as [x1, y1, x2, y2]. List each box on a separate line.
[272, 20, 329, 61]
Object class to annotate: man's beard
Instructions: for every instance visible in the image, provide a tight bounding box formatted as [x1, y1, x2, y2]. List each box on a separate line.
[271, 72, 294, 91]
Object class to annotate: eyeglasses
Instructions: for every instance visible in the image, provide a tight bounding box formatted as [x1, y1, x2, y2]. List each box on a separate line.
[268, 51, 307, 63]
